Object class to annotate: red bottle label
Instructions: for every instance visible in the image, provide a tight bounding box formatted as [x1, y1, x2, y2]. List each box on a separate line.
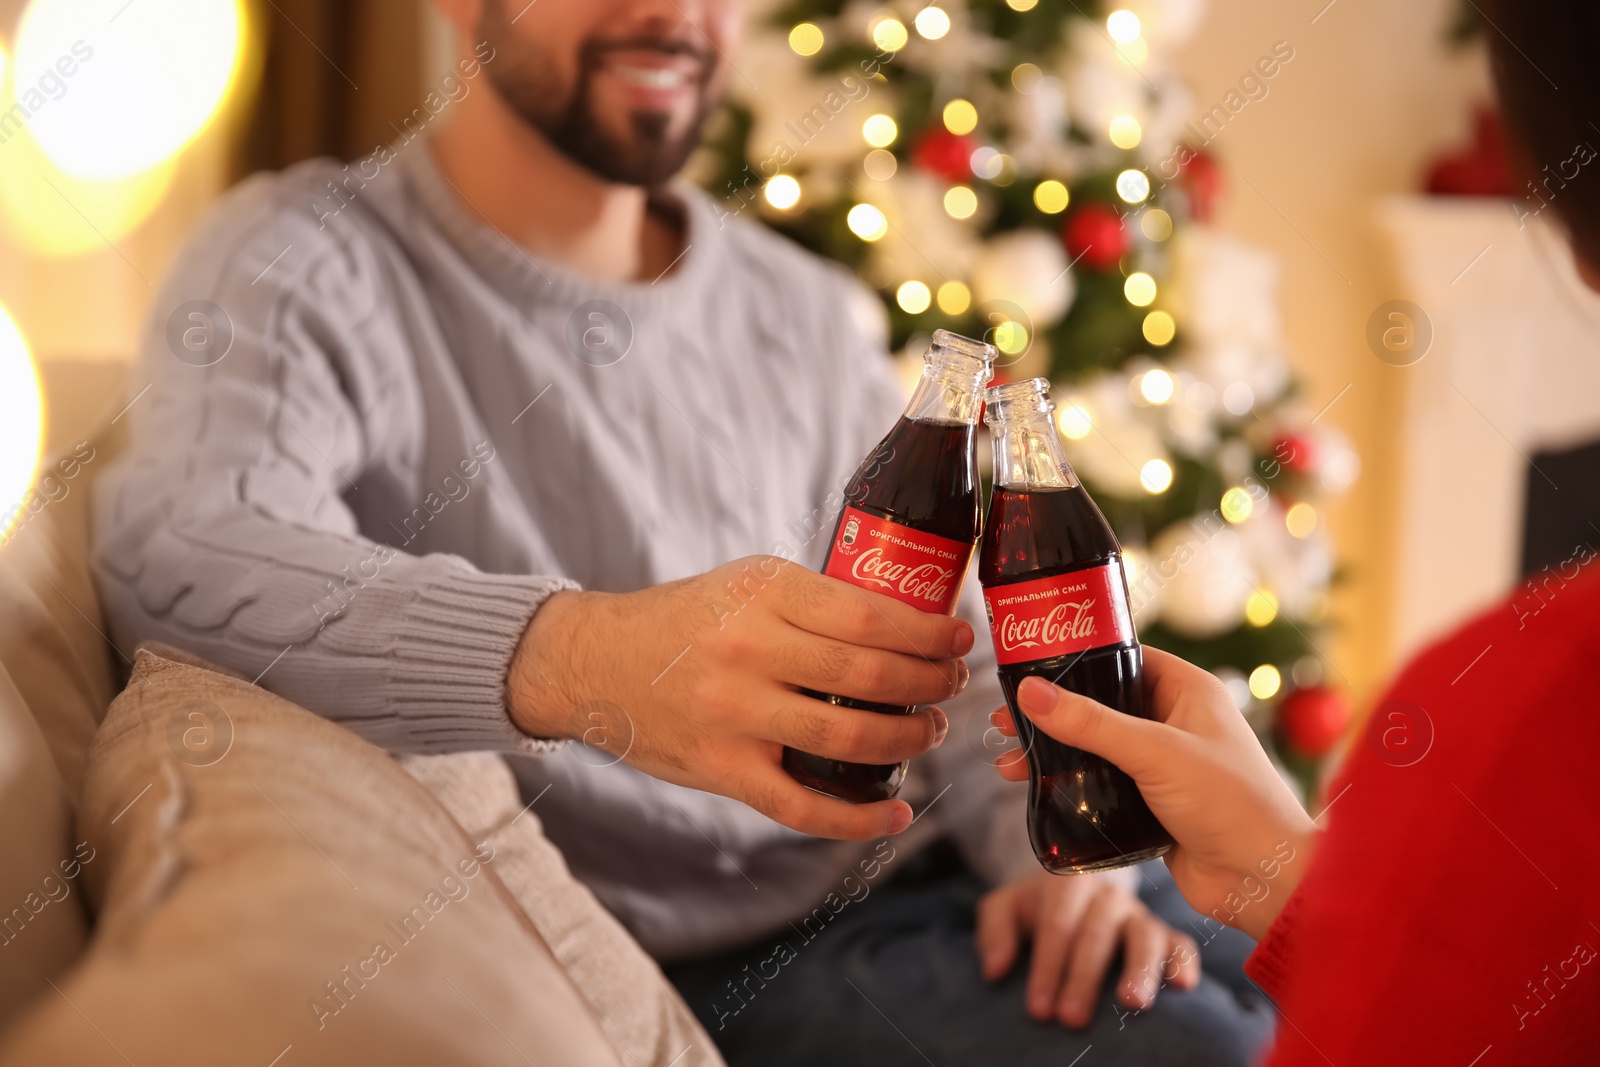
[983, 561, 1136, 665]
[823, 506, 973, 615]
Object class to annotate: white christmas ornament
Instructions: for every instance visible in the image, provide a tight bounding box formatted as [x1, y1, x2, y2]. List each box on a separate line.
[972, 230, 1076, 328]
[1149, 521, 1255, 638]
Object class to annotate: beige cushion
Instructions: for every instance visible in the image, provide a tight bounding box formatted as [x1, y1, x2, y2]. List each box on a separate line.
[0, 648, 623, 1066]
[401, 753, 724, 1067]
[0, 661, 88, 1027]
[0, 441, 120, 799]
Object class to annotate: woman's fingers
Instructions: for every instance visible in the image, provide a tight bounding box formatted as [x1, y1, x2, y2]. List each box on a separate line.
[1016, 676, 1172, 781]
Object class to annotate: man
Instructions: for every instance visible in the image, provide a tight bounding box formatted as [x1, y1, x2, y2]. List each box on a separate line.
[94, 0, 1272, 1062]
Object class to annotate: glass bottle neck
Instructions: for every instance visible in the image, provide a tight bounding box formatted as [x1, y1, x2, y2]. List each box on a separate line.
[904, 353, 989, 426]
[990, 412, 1081, 490]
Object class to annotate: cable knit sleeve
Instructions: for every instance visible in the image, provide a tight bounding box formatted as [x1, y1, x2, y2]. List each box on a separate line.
[92, 171, 574, 755]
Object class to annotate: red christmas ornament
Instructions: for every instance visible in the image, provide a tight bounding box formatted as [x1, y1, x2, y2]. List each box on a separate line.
[912, 128, 978, 183]
[1277, 686, 1350, 759]
[1178, 148, 1224, 223]
[1425, 105, 1513, 198]
[1272, 433, 1319, 475]
[1061, 204, 1129, 272]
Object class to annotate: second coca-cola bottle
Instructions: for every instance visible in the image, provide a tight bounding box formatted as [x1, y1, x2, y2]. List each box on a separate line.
[782, 329, 996, 803]
[978, 378, 1173, 873]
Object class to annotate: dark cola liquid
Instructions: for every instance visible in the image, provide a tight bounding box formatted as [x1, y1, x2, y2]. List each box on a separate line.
[783, 417, 981, 804]
[980, 485, 1172, 873]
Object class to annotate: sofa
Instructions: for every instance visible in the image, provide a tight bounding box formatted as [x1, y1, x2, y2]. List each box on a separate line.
[0, 360, 721, 1066]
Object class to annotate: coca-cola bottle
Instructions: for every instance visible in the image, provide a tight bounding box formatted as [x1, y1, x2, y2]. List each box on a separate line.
[978, 378, 1173, 873]
[783, 329, 997, 803]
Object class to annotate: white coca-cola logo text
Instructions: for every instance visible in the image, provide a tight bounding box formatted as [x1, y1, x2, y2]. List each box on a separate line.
[850, 548, 955, 605]
[997, 600, 1098, 652]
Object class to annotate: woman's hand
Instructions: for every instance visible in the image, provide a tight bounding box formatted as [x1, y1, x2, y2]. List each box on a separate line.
[976, 871, 1199, 1028]
[992, 648, 1318, 940]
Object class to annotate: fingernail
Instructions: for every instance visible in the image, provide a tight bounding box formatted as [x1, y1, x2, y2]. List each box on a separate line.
[953, 622, 975, 657]
[1017, 676, 1057, 717]
[989, 709, 1004, 728]
[930, 708, 950, 747]
[887, 804, 913, 834]
[954, 659, 970, 695]
[1062, 999, 1086, 1025]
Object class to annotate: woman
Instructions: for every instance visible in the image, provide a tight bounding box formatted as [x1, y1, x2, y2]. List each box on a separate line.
[992, 3, 1600, 1062]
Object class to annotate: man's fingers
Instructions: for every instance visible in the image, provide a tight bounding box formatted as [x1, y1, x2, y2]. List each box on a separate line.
[974, 887, 1021, 982]
[764, 698, 948, 764]
[1166, 931, 1202, 991]
[1016, 676, 1169, 780]
[1116, 914, 1171, 1010]
[1024, 885, 1089, 1021]
[995, 747, 1030, 782]
[776, 636, 967, 707]
[731, 761, 914, 841]
[777, 570, 976, 659]
[1057, 892, 1128, 1028]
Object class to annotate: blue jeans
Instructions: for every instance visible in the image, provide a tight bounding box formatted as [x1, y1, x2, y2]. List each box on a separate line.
[664, 857, 1276, 1067]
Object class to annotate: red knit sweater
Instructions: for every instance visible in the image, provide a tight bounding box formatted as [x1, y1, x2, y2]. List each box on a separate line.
[1245, 564, 1600, 1064]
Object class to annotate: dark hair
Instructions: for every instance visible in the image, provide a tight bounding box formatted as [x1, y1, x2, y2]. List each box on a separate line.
[1486, 1, 1600, 267]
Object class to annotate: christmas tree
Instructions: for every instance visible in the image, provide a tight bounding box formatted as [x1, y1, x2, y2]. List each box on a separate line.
[696, 0, 1359, 798]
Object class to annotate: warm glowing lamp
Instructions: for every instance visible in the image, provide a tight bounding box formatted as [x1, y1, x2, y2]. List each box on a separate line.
[0, 304, 43, 543]
[17, 0, 246, 180]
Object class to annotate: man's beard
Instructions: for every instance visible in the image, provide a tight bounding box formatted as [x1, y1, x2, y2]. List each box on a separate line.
[480, 8, 717, 187]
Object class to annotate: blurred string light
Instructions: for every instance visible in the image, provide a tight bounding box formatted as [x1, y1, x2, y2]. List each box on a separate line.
[1141, 208, 1174, 241]
[1116, 168, 1151, 203]
[764, 174, 800, 210]
[1124, 272, 1157, 307]
[871, 16, 908, 52]
[18, 0, 247, 181]
[862, 113, 898, 148]
[914, 6, 951, 39]
[936, 280, 971, 315]
[789, 22, 824, 56]
[991, 320, 1028, 355]
[1286, 501, 1318, 538]
[942, 99, 978, 135]
[1139, 458, 1172, 494]
[1057, 403, 1092, 440]
[863, 149, 897, 180]
[1106, 10, 1142, 42]
[1033, 179, 1070, 214]
[1143, 310, 1176, 345]
[1108, 116, 1142, 150]
[0, 302, 42, 539]
[1220, 486, 1254, 524]
[1011, 62, 1042, 93]
[969, 147, 1005, 180]
[1138, 367, 1174, 404]
[943, 184, 977, 219]
[1249, 663, 1282, 700]
[847, 203, 888, 241]
[1245, 590, 1279, 627]
[1006, 0, 1039, 10]
[896, 280, 931, 314]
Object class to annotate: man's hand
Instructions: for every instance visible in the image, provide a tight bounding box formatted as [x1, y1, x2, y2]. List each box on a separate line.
[507, 555, 973, 841]
[976, 871, 1199, 1028]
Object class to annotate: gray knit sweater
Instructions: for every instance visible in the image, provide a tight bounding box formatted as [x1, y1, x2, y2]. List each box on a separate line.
[93, 142, 1037, 959]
